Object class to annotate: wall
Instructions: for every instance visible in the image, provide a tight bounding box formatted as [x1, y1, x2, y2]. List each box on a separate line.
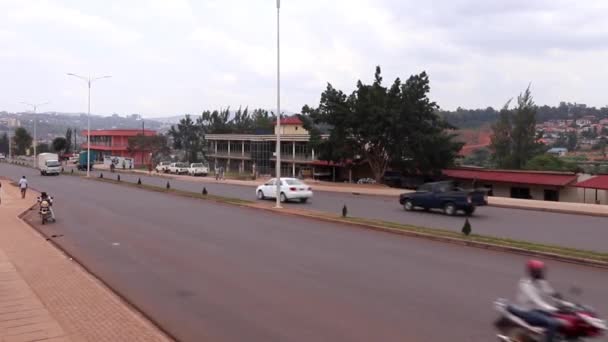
[274, 125, 307, 135]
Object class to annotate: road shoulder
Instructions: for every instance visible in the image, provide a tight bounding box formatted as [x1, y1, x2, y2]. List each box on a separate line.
[0, 179, 173, 342]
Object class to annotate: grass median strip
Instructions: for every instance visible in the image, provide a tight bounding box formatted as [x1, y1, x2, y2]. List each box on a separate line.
[81, 174, 608, 266]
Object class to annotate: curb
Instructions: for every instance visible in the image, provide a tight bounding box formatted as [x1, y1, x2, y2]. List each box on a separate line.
[490, 203, 608, 218]
[83, 176, 608, 270]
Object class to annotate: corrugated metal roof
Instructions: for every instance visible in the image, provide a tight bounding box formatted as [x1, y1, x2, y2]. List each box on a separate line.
[574, 176, 608, 190]
[442, 169, 578, 187]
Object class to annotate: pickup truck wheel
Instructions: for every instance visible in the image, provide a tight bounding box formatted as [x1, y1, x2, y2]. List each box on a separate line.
[403, 200, 414, 211]
[443, 202, 457, 216]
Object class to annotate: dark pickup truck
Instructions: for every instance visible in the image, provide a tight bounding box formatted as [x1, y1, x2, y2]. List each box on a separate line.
[398, 181, 488, 216]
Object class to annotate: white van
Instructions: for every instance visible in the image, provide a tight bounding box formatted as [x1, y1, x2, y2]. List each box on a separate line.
[38, 153, 61, 176]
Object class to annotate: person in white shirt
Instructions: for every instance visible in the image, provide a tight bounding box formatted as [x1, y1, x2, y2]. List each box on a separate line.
[18, 176, 28, 199]
[511, 260, 561, 342]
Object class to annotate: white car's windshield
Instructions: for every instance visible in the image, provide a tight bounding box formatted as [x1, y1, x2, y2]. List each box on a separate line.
[46, 161, 61, 167]
[191, 163, 204, 168]
[176, 163, 188, 167]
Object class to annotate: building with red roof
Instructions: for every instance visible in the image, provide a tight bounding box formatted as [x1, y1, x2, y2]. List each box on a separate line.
[442, 168, 581, 202]
[81, 129, 157, 167]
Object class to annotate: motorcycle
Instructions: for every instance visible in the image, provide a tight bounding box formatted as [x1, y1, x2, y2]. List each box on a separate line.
[37, 196, 54, 225]
[493, 293, 607, 342]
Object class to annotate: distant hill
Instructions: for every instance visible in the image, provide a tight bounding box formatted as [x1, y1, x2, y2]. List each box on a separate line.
[441, 102, 608, 129]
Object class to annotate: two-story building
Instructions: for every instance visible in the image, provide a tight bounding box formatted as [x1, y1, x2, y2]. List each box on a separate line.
[81, 129, 157, 167]
[205, 117, 353, 180]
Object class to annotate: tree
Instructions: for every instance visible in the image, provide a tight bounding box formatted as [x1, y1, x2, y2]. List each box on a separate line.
[52, 137, 68, 153]
[36, 143, 50, 154]
[65, 128, 73, 154]
[127, 134, 170, 164]
[462, 148, 492, 167]
[524, 154, 577, 172]
[12, 127, 32, 155]
[566, 131, 578, 151]
[303, 66, 462, 182]
[0, 133, 8, 155]
[490, 86, 543, 169]
[169, 115, 203, 162]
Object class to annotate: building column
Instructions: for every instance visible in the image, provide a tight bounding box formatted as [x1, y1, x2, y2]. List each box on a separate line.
[292, 142, 296, 177]
[311, 148, 315, 161]
[215, 141, 218, 155]
[227, 140, 231, 156]
[241, 160, 245, 174]
[242, 141, 245, 156]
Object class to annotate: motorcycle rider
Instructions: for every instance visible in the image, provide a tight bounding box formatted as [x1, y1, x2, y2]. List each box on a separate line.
[38, 192, 55, 221]
[511, 259, 561, 342]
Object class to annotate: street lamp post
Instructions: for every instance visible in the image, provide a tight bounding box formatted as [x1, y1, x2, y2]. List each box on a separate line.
[21, 101, 49, 168]
[275, 0, 282, 208]
[66, 73, 111, 177]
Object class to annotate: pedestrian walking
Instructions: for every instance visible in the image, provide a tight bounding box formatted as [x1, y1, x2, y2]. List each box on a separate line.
[220, 166, 225, 181]
[18, 176, 28, 199]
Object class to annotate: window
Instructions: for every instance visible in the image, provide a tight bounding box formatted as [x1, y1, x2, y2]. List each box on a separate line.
[544, 189, 559, 202]
[265, 180, 275, 186]
[510, 187, 531, 199]
[285, 179, 303, 185]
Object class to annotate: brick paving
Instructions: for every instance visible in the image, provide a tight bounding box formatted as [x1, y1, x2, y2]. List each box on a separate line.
[0, 179, 173, 342]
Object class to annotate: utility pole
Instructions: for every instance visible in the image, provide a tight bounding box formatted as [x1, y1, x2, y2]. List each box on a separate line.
[21, 101, 49, 168]
[274, 0, 282, 208]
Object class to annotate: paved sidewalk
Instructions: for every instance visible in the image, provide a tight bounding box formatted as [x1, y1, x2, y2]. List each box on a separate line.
[0, 180, 172, 342]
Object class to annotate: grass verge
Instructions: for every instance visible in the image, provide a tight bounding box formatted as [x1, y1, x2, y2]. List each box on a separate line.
[82, 174, 608, 267]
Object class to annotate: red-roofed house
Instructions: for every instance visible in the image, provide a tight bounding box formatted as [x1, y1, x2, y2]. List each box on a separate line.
[442, 168, 581, 202]
[81, 129, 157, 167]
[574, 175, 608, 204]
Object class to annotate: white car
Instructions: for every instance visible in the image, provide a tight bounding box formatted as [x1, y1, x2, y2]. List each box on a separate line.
[256, 178, 313, 203]
[169, 162, 189, 175]
[0, 153, 5, 161]
[188, 163, 209, 177]
[155, 161, 171, 173]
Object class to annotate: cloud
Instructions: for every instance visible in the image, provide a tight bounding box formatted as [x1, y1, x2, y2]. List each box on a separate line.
[0, 0, 607, 116]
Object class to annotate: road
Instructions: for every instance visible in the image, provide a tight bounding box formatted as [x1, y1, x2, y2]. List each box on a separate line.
[1, 163, 607, 341]
[68, 166, 608, 251]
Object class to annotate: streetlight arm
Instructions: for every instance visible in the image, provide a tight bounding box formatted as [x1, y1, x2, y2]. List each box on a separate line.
[66, 73, 89, 82]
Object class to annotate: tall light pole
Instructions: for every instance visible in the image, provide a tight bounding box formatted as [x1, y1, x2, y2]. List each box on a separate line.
[274, 0, 282, 208]
[66, 73, 111, 177]
[21, 101, 49, 168]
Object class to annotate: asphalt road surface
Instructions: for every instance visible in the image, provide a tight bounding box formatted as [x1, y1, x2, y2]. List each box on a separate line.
[73, 166, 608, 252]
[1, 163, 607, 342]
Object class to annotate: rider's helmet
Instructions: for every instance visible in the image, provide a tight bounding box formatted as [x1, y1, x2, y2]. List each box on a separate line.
[526, 259, 545, 280]
[41, 192, 48, 198]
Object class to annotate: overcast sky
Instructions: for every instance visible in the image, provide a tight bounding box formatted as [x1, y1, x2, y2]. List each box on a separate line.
[1, 0, 607, 117]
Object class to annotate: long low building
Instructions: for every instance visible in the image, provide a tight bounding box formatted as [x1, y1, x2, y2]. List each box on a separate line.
[442, 168, 608, 204]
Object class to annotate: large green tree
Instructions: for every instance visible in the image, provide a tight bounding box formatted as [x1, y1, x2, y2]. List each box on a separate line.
[169, 115, 203, 162]
[52, 137, 68, 153]
[490, 86, 543, 169]
[302, 66, 462, 182]
[13, 127, 32, 155]
[0, 133, 8, 155]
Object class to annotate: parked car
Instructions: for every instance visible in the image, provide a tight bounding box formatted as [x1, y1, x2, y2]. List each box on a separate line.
[256, 178, 313, 203]
[169, 162, 189, 175]
[155, 161, 172, 173]
[357, 178, 376, 184]
[399, 181, 488, 216]
[188, 163, 209, 177]
[0, 153, 5, 161]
